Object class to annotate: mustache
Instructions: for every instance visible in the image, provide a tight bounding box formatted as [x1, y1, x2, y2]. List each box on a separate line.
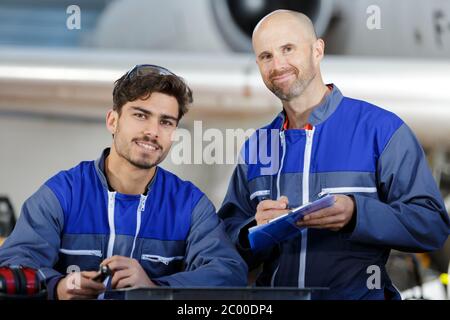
[132, 136, 162, 150]
[269, 67, 298, 81]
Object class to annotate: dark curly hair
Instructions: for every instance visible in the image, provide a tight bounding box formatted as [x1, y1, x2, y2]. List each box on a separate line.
[112, 67, 193, 121]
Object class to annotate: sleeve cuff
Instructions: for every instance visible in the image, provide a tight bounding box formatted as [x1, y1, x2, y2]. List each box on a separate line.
[236, 218, 257, 251]
[340, 195, 357, 234]
[46, 275, 64, 300]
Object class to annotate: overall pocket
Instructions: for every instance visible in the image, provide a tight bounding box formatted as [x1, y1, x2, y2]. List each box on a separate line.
[56, 249, 103, 273]
[140, 254, 184, 278]
[318, 187, 377, 198]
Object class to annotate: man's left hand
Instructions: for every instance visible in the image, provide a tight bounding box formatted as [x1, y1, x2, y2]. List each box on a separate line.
[296, 195, 355, 231]
[101, 256, 158, 289]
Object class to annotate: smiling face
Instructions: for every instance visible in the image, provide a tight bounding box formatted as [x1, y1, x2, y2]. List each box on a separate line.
[252, 12, 323, 101]
[106, 92, 179, 170]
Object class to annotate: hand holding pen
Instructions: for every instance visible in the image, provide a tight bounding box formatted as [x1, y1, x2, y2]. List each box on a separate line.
[255, 196, 290, 226]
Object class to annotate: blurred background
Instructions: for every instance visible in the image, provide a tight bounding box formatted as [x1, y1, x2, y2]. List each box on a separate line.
[0, 0, 449, 299]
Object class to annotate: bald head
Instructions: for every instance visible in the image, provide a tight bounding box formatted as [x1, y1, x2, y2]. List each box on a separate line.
[252, 10, 317, 45]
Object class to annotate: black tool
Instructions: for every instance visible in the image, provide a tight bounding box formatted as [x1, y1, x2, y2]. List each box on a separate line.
[0, 196, 16, 238]
[92, 265, 112, 283]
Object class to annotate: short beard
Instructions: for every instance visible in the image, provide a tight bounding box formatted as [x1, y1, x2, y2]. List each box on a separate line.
[272, 71, 316, 101]
[115, 139, 161, 170]
[114, 124, 163, 170]
[126, 156, 158, 170]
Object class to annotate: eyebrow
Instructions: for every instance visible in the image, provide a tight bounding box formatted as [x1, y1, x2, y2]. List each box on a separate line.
[280, 43, 295, 50]
[257, 43, 297, 59]
[258, 51, 271, 60]
[130, 106, 151, 115]
[160, 114, 178, 122]
[130, 106, 178, 122]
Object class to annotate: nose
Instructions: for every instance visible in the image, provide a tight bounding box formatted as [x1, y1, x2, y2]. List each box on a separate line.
[271, 54, 286, 72]
[143, 118, 159, 139]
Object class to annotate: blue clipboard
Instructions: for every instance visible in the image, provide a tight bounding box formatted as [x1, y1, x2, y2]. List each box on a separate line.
[248, 195, 335, 251]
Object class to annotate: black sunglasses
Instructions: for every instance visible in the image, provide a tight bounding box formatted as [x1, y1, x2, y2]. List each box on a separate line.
[125, 64, 176, 80]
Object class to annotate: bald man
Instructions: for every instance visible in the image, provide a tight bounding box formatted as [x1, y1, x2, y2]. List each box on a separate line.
[219, 10, 449, 300]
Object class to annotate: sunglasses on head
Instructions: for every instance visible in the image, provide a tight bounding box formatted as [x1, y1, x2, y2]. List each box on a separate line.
[125, 64, 176, 80]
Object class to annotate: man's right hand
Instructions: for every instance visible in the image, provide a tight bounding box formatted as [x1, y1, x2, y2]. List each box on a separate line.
[255, 196, 290, 226]
[56, 271, 106, 300]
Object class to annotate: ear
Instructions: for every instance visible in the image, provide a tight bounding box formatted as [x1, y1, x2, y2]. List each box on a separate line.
[106, 109, 118, 135]
[313, 38, 325, 63]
